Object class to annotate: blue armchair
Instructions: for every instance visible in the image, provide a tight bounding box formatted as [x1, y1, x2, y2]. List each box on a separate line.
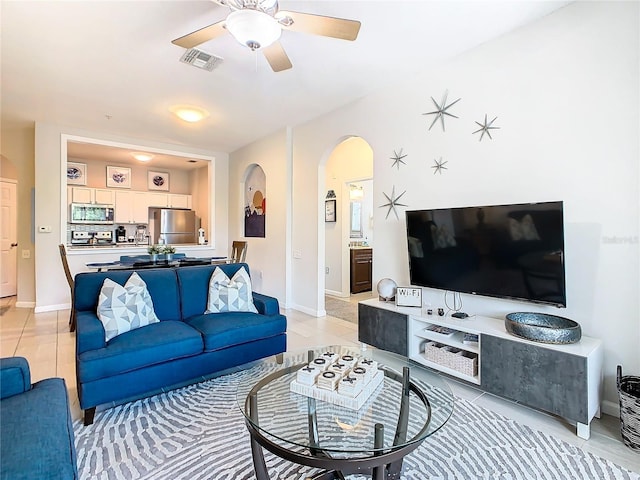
[0, 357, 78, 480]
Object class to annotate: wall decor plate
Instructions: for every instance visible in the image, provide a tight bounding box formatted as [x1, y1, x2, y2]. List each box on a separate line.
[106, 166, 131, 188]
[148, 170, 169, 191]
[396, 286, 422, 307]
[67, 162, 87, 185]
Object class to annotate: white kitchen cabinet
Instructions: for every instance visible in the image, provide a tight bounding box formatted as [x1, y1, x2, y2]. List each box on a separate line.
[168, 194, 192, 209]
[69, 186, 93, 204]
[147, 193, 168, 208]
[115, 191, 152, 224]
[94, 189, 115, 205]
[132, 192, 150, 223]
[68, 186, 115, 205]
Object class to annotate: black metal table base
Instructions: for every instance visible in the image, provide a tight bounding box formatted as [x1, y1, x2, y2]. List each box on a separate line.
[244, 350, 432, 480]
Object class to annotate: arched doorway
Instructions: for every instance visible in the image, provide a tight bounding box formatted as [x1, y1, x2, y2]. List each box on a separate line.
[323, 137, 374, 303]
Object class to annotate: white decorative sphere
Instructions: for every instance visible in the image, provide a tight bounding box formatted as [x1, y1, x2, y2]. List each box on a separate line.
[377, 278, 398, 301]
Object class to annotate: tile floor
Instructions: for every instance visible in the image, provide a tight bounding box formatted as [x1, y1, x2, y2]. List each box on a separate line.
[1, 293, 639, 474]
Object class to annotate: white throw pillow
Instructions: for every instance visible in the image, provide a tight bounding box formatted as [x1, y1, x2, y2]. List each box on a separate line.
[206, 266, 258, 314]
[97, 272, 160, 342]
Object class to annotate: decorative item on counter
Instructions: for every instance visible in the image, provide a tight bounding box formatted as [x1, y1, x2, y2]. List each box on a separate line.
[162, 245, 176, 261]
[376, 278, 397, 302]
[505, 312, 582, 344]
[147, 244, 162, 262]
[198, 228, 206, 245]
[325, 190, 336, 199]
[396, 286, 422, 307]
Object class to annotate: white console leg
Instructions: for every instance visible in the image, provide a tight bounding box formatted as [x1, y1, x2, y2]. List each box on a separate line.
[577, 422, 591, 440]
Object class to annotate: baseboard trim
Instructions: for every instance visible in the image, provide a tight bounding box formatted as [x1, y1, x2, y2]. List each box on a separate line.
[15, 301, 36, 308]
[34, 303, 70, 313]
[325, 289, 347, 298]
[601, 399, 619, 418]
[289, 303, 323, 317]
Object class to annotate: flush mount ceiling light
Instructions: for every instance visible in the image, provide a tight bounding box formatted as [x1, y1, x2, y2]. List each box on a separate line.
[169, 105, 209, 123]
[131, 152, 154, 162]
[225, 9, 282, 51]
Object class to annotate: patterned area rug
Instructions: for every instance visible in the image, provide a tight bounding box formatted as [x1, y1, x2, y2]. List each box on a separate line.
[325, 297, 358, 324]
[74, 361, 640, 480]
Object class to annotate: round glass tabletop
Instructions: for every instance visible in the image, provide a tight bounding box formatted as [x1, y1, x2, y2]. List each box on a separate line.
[237, 345, 454, 457]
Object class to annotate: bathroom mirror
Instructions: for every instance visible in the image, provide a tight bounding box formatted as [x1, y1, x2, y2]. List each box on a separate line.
[350, 201, 363, 238]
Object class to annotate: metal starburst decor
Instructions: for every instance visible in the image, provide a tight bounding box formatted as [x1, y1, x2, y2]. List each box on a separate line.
[473, 114, 500, 141]
[432, 157, 448, 175]
[390, 149, 407, 169]
[422, 90, 461, 132]
[379, 186, 407, 220]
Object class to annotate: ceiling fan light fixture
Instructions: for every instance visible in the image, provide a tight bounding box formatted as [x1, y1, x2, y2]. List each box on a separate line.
[169, 105, 210, 123]
[131, 152, 154, 162]
[225, 9, 281, 51]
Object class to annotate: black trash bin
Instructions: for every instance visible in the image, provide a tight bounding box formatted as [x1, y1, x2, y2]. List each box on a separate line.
[617, 365, 640, 450]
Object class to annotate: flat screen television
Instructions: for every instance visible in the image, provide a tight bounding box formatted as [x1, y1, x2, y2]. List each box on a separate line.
[405, 201, 566, 307]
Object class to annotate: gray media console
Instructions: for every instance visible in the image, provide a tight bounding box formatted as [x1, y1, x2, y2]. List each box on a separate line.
[357, 299, 603, 439]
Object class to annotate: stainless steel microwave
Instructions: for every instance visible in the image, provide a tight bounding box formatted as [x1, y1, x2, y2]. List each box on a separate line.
[70, 203, 114, 224]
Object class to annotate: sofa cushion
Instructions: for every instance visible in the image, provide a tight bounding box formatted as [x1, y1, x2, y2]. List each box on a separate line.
[75, 269, 182, 322]
[78, 321, 203, 383]
[0, 378, 77, 480]
[206, 266, 258, 314]
[97, 272, 160, 342]
[176, 263, 255, 320]
[0, 357, 30, 400]
[186, 312, 286, 352]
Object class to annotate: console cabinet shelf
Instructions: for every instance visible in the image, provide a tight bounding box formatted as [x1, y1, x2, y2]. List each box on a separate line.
[358, 299, 603, 440]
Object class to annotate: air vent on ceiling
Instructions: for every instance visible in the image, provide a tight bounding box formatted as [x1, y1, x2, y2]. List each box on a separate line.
[180, 48, 223, 72]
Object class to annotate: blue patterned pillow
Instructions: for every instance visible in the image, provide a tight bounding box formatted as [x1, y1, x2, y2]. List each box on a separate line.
[97, 272, 159, 342]
[206, 266, 258, 314]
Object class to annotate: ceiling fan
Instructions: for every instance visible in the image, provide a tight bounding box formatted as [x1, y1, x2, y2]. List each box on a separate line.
[172, 0, 361, 72]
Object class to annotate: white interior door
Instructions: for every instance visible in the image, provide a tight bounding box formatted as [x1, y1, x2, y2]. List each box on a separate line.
[0, 181, 18, 297]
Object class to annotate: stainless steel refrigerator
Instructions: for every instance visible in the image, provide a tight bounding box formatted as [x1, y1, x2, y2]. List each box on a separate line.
[153, 209, 197, 245]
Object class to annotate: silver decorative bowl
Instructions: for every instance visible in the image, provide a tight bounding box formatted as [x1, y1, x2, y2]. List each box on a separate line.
[505, 312, 582, 344]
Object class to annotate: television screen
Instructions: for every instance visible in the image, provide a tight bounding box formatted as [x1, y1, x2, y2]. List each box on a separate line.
[405, 201, 566, 307]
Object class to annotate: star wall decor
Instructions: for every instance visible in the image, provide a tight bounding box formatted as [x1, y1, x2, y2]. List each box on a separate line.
[473, 114, 500, 141]
[379, 186, 407, 220]
[390, 149, 407, 169]
[422, 90, 461, 132]
[432, 157, 448, 175]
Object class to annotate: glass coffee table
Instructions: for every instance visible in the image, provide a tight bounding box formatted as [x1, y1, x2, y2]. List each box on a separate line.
[237, 345, 454, 479]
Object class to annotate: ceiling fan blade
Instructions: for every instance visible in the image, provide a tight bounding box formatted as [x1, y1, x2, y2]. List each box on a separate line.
[172, 21, 227, 49]
[276, 10, 361, 41]
[262, 41, 292, 72]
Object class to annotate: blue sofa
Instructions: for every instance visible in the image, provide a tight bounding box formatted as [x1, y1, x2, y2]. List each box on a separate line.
[74, 262, 287, 425]
[0, 357, 78, 479]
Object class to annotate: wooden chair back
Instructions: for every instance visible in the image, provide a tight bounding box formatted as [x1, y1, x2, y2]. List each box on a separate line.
[230, 241, 248, 263]
[58, 244, 74, 290]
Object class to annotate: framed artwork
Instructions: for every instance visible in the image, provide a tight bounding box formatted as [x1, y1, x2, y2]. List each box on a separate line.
[148, 171, 169, 191]
[244, 165, 266, 238]
[106, 166, 131, 188]
[325, 199, 337, 223]
[67, 162, 87, 185]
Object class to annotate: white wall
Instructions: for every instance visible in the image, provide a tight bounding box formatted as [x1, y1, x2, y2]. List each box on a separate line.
[34, 122, 229, 311]
[228, 128, 289, 305]
[286, 1, 638, 408]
